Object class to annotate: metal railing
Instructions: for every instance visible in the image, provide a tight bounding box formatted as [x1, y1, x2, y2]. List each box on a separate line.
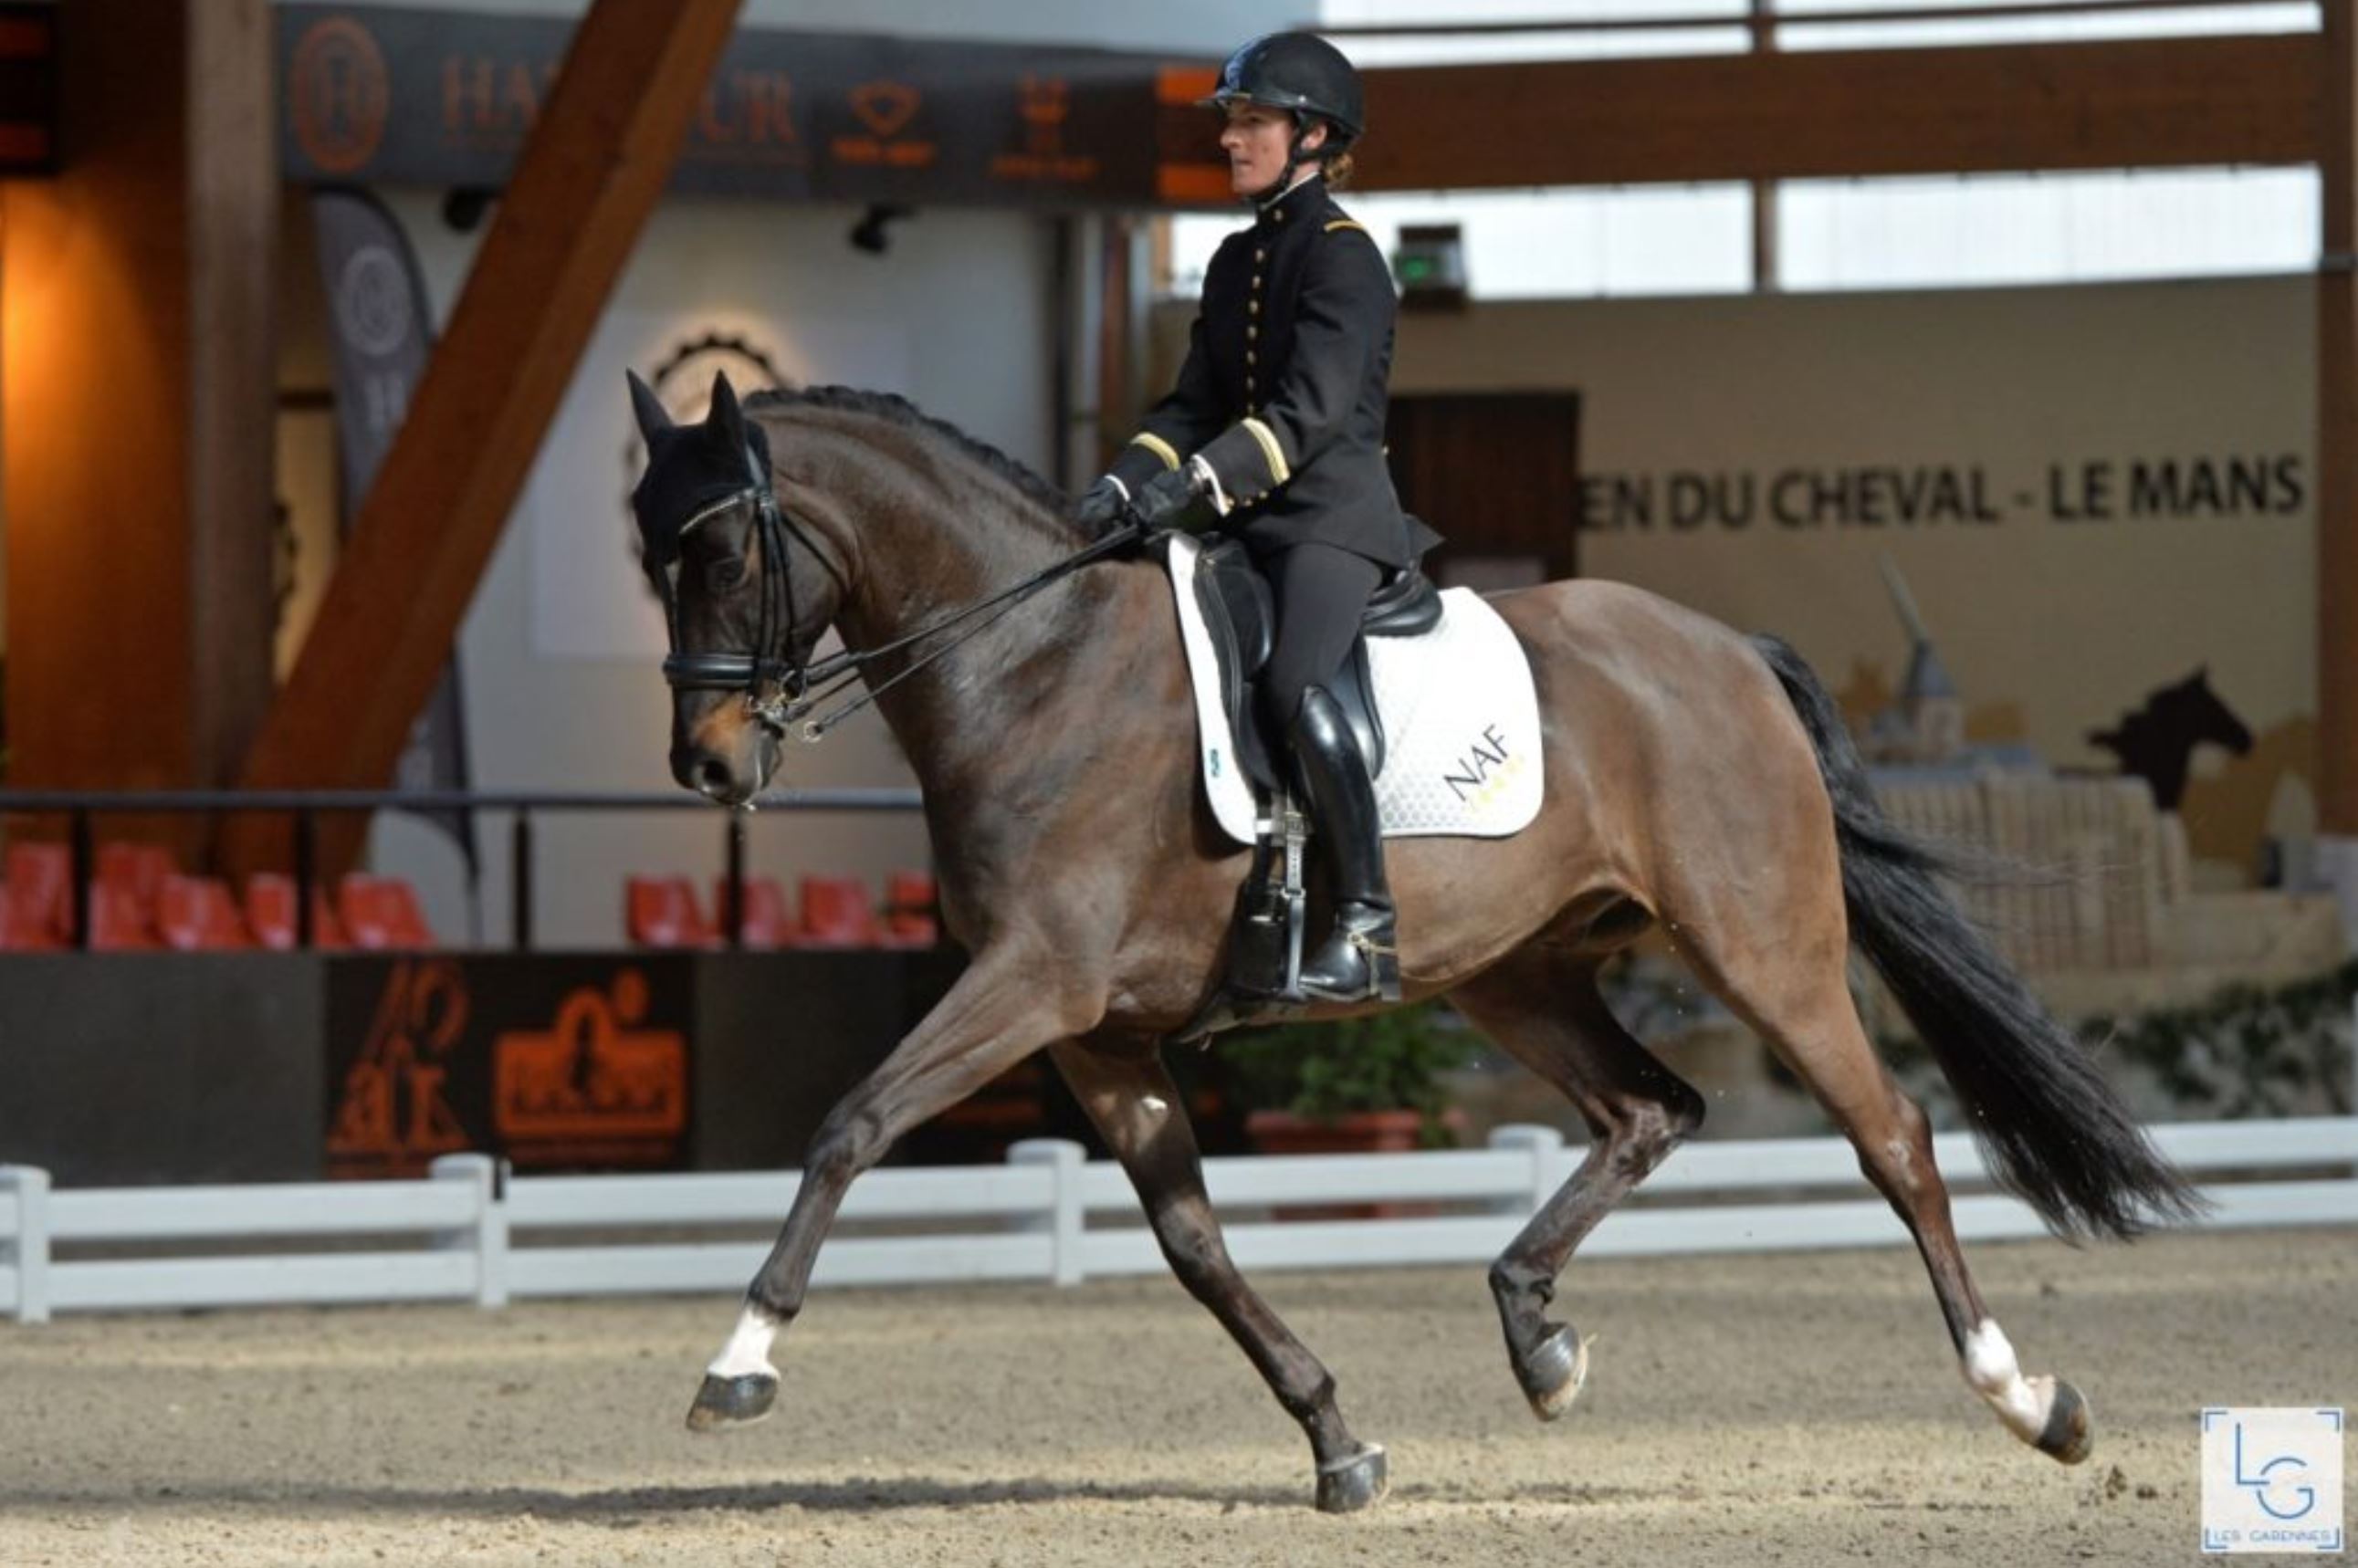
[0, 787, 925, 951]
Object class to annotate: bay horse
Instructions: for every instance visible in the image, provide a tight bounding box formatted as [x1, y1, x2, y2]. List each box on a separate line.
[626, 371, 2198, 1513]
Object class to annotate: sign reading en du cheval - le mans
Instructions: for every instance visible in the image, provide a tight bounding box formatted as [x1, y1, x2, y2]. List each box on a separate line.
[1576, 453, 2308, 534]
[278, 5, 1227, 208]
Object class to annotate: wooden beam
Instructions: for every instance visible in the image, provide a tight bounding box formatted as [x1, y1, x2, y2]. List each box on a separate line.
[2, 0, 274, 812]
[1352, 34, 2315, 190]
[2320, 9, 2358, 837]
[186, 0, 278, 795]
[233, 0, 743, 821]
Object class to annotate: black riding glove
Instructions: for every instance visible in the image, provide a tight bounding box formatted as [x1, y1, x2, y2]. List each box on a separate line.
[1070, 476, 1130, 538]
[1133, 461, 1210, 531]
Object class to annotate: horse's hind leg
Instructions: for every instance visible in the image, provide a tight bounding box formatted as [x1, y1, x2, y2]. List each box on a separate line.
[1049, 1036, 1388, 1514]
[1679, 932, 2095, 1465]
[1448, 951, 1707, 1420]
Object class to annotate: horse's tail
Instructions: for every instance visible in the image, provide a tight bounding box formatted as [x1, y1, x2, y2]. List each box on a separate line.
[1749, 632, 2206, 1241]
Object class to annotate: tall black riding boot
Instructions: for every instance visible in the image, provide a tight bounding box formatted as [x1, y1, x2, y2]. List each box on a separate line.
[1289, 685, 1400, 1003]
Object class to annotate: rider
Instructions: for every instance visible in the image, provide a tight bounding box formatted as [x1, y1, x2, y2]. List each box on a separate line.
[1073, 31, 1426, 1004]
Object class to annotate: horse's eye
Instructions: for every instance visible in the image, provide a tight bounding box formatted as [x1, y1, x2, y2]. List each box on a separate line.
[707, 558, 749, 592]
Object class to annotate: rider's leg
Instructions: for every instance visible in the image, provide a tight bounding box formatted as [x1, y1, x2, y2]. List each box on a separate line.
[1262, 543, 1397, 1003]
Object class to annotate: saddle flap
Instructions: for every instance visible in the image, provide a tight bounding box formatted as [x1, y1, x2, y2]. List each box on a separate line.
[1196, 539, 1273, 668]
[1187, 537, 1384, 791]
[1165, 531, 1543, 847]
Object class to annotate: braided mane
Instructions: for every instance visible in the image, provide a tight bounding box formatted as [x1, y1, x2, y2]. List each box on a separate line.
[748, 385, 1070, 516]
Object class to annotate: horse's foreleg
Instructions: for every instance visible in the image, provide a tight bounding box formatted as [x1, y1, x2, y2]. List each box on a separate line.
[687, 947, 1097, 1433]
[1048, 1037, 1388, 1514]
[1448, 953, 1705, 1420]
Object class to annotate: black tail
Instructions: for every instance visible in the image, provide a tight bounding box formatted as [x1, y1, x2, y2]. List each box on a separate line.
[1751, 633, 2205, 1240]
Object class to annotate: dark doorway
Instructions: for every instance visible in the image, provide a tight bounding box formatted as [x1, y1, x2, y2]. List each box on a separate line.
[1388, 392, 1582, 587]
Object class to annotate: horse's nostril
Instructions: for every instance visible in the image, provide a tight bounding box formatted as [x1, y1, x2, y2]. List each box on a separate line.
[694, 758, 736, 800]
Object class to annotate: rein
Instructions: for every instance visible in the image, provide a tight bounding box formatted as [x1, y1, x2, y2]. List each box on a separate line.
[661, 444, 1143, 742]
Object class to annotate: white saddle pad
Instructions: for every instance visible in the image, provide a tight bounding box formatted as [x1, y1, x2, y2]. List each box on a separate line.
[1163, 533, 1545, 846]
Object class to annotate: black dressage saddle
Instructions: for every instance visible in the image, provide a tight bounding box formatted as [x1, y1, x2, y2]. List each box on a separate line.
[1189, 535, 1442, 789]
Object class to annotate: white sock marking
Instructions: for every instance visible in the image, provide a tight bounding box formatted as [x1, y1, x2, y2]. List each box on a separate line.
[706, 1305, 781, 1381]
[1962, 1318, 2055, 1443]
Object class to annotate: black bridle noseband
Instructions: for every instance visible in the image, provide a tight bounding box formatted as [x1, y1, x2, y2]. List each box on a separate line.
[656, 438, 1144, 744]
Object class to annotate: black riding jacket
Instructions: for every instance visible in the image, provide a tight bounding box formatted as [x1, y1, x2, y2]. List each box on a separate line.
[1110, 177, 1428, 569]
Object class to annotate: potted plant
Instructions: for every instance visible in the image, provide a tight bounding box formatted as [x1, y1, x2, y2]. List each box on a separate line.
[1221, 1000, 1476, 1155]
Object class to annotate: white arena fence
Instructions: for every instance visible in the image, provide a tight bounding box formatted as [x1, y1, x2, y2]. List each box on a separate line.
[1, 1119, 2353, 1323]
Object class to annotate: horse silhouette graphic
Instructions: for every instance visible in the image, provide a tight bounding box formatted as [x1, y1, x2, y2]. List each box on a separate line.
[2087, 667, 2254, 811]
[494, 969, 686, 1143]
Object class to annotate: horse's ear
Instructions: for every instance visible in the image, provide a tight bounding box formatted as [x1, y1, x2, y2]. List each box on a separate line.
[707, 371, 747, 449]
[627, 371, 672, 443]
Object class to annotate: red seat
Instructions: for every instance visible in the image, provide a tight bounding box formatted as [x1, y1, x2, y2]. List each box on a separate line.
[4, 842, 69, 949]
[627, 875, 716, 948]
[86, 880, 159, 950]
[245, 874, 348, 950]
[881, 869, 939, 947]
[710, 876, 793, 946]
[156, 874, 253, 951]
[338, 874, 436, 950]
[97, 841, 173, 910]
[796, 875, 877, 947]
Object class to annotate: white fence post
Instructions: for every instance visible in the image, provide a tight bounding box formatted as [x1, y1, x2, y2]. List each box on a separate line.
[1008, 1139, 1086, 1286]
[0, 1165, 52, 1324]
[1487, 1124, 1566, 1219]
[431, 1154, 508, 1308]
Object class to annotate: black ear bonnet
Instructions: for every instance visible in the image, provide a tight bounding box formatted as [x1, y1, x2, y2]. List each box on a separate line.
[634, 417, 776, 582]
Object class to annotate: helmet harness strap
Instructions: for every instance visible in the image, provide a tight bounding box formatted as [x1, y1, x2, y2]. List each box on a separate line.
[1251, 114, 1330, 207]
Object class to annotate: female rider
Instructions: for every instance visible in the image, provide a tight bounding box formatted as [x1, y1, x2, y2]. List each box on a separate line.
[1073, 31, 1427, 1005]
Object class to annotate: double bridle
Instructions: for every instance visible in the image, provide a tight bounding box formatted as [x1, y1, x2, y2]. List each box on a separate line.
[655, 436, 1142, 743]
[655, 437, 851, 735]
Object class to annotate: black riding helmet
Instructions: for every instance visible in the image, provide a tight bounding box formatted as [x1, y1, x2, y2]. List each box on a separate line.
[1201, 31, 1365, 152]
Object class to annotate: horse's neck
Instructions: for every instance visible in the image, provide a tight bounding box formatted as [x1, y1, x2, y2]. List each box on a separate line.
[810, 432, 1108, 789]
[824, 450, 1075, 650]
[2109, 706, 2165, 757]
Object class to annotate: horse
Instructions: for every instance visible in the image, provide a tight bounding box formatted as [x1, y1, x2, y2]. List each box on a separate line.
[2087, 667, 2255, 812]
[624, 371, 2201, 1514]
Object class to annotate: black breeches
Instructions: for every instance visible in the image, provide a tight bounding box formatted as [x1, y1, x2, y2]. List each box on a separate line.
[1260, 542, 1383, 730]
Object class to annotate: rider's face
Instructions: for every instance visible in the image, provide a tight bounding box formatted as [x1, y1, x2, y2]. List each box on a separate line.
[1220, 103, 1326, 198]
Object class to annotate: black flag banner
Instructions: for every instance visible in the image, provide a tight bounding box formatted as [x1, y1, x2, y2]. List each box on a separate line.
[310, 187, 479, 882]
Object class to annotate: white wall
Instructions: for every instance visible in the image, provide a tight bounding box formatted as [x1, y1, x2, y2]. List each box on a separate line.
[1382, 274, 2319, 880]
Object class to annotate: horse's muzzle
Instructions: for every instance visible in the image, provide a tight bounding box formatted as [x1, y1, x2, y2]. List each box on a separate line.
[671, 724, 774, 806]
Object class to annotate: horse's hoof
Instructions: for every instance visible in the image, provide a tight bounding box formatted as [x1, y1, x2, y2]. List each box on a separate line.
[1516, 1325, 1589, 1421]
[2036, 1378, 2094, 1465]
[686, 1372, 777, 1434]
[1315, 1443, 1389, 1513]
